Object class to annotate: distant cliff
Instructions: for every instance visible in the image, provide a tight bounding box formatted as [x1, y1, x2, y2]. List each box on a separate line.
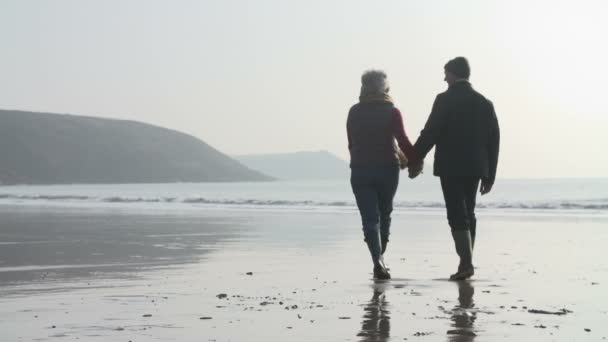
[234, 150, 349, 180]
[0, 110, 272, 184]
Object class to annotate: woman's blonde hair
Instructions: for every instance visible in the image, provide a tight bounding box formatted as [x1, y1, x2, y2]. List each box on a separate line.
[361, 69, 389, 94]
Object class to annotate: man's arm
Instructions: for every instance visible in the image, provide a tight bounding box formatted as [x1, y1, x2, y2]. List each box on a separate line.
[346, 109, 353, 152]
[486, 101, 500, 184]
[414, 94, 446, 159]
[347, 126, 352, 151]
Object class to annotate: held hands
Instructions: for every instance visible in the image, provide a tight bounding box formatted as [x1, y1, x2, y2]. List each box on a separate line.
[480, 179, 493, 195]
[396, 147, 422, 178]
[407, 160, 424, 179]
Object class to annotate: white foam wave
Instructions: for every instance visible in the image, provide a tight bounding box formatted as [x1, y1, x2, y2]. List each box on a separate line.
[0, 193, 607, 211]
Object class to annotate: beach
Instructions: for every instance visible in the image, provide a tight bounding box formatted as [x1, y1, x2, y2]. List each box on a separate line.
[0, 204, 606, 341]
[4, 0, 608, 340]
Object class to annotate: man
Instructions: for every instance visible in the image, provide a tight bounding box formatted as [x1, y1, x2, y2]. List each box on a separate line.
[410, 57, 500, 280]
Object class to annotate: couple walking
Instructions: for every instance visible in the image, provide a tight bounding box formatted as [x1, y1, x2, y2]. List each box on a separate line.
[347, 57, 500, 280]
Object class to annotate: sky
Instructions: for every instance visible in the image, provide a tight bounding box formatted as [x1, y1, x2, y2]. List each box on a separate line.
[1, 0, 607, 179]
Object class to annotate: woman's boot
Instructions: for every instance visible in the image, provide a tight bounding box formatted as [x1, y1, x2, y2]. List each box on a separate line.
[365, 228, 390, 280]
[381, 234, 389, 255]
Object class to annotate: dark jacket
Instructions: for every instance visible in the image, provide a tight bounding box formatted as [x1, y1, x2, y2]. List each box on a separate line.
[347, 102, 417, 168]
[414, 81, 500, 184]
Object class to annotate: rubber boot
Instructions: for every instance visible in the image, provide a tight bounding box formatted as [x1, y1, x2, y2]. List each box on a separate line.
[379, 216, 390, 255]
[449, 230, 474, 280]
[381, 234, 389, 255]
[364, 228, 390, 280]
[470, 218, 477, 250]
[373, 261, 391, 280]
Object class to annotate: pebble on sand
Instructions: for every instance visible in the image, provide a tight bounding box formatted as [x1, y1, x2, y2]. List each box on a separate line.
[447, 330, 476, 337]
[585, 328, 591, 332]
[528, 308, 572, 315]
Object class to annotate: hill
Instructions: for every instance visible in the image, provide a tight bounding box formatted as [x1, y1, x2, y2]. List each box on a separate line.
[0, 110, 272, 184]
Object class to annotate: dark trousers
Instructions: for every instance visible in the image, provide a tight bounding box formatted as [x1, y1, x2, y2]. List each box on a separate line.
[440, 176, 480, 240]
[351, 165, 399, 242]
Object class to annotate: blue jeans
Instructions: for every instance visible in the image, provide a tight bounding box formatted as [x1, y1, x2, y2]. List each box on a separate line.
[351, 165, 399, 263]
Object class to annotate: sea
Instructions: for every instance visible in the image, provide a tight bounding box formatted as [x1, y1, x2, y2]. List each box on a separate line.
[0, 177, 606, 216]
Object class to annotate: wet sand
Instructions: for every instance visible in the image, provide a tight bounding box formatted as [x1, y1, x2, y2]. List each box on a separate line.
[0, 206, 607, 341]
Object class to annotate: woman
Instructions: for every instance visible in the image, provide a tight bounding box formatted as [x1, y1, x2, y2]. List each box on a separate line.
[347, 70, 419, 279]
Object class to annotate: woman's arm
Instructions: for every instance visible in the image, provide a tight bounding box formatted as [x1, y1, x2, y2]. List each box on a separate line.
[392, 107, 419, 162]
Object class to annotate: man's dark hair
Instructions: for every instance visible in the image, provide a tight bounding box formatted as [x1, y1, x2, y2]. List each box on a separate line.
[444, 57, 470, 79]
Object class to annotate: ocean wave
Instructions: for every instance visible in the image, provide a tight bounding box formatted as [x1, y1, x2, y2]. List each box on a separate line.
[476, 202, 608, 210]
[0, 193, 606, 211]
[0, 194, 91, 200]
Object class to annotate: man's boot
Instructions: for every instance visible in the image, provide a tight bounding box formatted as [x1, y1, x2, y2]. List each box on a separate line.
[470, 218, 477, 250]
[365, 228, 390, 280]
[450, 230, 474, 280]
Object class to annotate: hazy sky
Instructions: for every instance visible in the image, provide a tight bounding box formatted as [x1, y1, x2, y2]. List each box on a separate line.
[1, 1, 607, 178]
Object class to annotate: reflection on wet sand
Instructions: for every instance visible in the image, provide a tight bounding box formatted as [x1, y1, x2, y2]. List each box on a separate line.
[357, 280, 391, 342]
[0, 207, 244, 286]
[447, 280, 477, 341]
